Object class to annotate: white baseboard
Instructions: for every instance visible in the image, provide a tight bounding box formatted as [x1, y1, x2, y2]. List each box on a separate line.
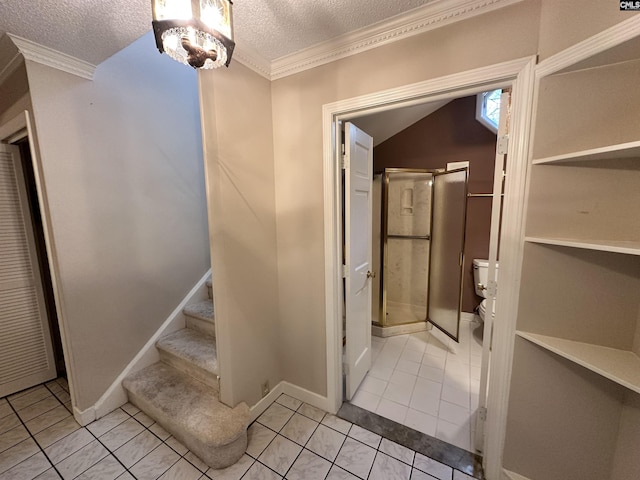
[249, 381, 332, 422]
[281, 382, 331, 413]
[90, 270, 212, 420]
[502, 469, 531, 480]
[73, 405, 96, 427]
[249, 382, 285, 423]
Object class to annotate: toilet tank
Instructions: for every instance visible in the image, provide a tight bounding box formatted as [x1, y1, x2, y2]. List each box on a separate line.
[473, 259, 498, 298]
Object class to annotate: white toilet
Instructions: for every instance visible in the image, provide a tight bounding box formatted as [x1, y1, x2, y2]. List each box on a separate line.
[473, 259, 498, 321]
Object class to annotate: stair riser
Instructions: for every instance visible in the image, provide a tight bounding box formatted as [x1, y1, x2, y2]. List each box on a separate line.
[126, 390, 247, 469]
[186, 315, 216, 337]
[158, 350, 219, 393]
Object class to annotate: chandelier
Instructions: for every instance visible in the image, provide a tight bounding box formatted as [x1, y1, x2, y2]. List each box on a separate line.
[151, 0, 235, 69]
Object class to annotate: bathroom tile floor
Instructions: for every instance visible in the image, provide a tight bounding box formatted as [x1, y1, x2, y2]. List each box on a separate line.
[1, 378, 480, 479]
[351, 318, 483, 452]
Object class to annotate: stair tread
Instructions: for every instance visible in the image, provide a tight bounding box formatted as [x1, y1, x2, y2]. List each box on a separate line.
[123, 363, 248, 447]
[157, 329, 218, 376]
[184, 300, 214, 323]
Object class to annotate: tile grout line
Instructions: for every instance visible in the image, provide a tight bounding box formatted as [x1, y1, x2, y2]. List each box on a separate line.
[254, 396, 436, 480]
[81, 408, 143, 480]
[40, 381, 139, 480]
[4, 388, 64, 479]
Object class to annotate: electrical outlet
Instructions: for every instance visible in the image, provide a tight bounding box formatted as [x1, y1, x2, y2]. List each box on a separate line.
[261, 381, 270, 398]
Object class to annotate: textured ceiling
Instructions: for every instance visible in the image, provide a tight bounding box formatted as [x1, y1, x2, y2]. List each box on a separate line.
[0, 0, 437, 65]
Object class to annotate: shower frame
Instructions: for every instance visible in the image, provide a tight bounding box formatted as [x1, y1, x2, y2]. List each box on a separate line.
[375, 167, 442, 328]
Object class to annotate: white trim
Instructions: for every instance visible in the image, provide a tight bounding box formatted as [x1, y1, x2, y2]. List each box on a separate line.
[1, 110, 83, 421]
[233, 44, 271, 80]
[73, 405, 96, 427]
[280, 382, 331, 413]
[6, 34, 95, 80]
[271, 0, 523, 80]
[482, 57, 536, 479]
[249, 382, 285, 423]
[535, 15, 640, 77]
[249, 381, 331, 422]
[91, 269, 212, 419]
[322, 56, 537, 475]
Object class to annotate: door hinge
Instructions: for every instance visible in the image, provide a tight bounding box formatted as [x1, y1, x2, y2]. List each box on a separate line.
[459, 252, 464, 267]
[342, 264, 349, 278]
[341, 154, 349, 170]
[497, 135, 509, 155]
[478, 406, 487, 421]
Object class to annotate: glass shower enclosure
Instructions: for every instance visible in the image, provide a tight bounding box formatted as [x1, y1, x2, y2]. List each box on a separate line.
[372, 168, 468, 341]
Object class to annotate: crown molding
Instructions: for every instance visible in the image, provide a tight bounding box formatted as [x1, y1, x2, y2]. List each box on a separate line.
[269, 0, 524, 80]
[7, 34, 96, 80]
[233, 43, 272, 80]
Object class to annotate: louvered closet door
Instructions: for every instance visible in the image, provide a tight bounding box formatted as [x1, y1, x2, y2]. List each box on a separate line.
[0, 143, 56, 397]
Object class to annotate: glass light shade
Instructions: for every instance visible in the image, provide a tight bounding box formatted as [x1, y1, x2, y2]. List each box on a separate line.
[151, 0, 234, 69]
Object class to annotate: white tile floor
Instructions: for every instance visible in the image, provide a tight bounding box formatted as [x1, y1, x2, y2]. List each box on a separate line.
[1, 380, 481, 479]
[351, 318, 483, 452]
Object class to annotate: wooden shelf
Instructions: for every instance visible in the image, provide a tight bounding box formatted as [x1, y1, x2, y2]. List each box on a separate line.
[525, 236, 640, 256]
[516, 331, 640, 394]
[532, 140, 640, 165]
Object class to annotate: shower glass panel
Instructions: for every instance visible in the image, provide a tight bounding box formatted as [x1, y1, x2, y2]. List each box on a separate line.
[427, 168, 468, 342]
[382, 170, 433, 326]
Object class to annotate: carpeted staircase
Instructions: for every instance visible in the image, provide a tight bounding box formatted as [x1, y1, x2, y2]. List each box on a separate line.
[122, 278, 249, 469]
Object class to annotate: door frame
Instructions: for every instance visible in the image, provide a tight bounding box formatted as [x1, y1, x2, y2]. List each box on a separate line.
[322, 56, 536, 477]
[0, 110, 76, 413]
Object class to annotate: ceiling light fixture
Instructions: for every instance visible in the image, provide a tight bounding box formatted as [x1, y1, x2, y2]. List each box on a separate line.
[151, 0, 235, 69]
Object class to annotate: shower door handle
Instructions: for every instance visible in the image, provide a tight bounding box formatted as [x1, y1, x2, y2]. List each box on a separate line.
[367, 271, 376, 279]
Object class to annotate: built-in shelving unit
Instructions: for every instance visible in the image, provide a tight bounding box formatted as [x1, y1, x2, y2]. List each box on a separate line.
[531, 140, 640, 165]
[515, 331, 640, 394]
[524, 236, 640, 256]
[502, 32, 640, 480]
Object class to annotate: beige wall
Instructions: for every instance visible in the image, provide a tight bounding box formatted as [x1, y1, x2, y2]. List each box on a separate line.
[538, 0, 639, 60]
[198, 62, 281, 407]
[0, 64, 30, 126]
[23, 32, 210, 410]
[271, 0, 541, 396]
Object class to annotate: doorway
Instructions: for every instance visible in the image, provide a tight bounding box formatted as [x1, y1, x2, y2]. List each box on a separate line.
[324, 57, 536, 477]
[345, 95, 493, 454]
[0, 118, 66, 398]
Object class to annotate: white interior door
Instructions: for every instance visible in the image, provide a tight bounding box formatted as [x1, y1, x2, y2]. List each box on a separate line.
[344, 122, 373, 400]
[475, 91, 510, 453]
[0, 143, 56, 397]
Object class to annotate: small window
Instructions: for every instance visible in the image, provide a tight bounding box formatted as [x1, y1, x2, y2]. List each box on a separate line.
[476, 89, 502, 133]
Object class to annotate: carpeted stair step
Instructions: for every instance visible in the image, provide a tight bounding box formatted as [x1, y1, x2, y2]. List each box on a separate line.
[206, 278, 212, 299]
[157, 328, 219, 391]
[184, 300, 215, 337]
[123, 362, 249, 469]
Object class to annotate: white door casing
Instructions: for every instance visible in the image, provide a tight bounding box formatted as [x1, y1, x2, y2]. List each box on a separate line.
[475, 91, 511, 453]
[323, 57, 537, 479]
[0, 143, 57, 397]
[344, 122, 373, 400]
